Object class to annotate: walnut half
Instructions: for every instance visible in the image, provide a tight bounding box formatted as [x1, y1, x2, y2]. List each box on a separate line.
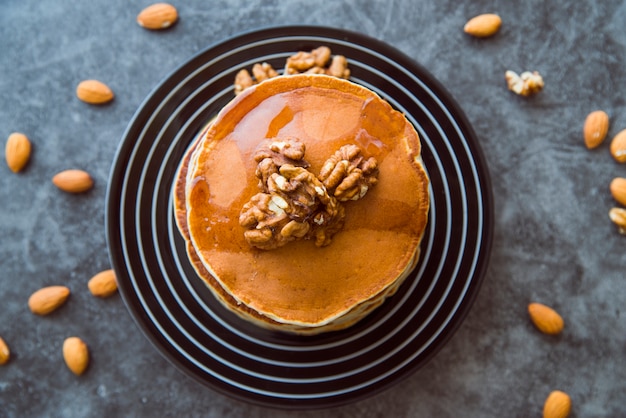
[234, 62, 279, 95]
[240, 162, 345, 250]
[253, 138, 309, 191]
[505, 70, 544, 96]
[318, 145, 378, 201]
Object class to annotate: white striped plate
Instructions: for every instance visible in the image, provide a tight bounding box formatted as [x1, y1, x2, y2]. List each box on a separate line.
[106, 26, 493, 409]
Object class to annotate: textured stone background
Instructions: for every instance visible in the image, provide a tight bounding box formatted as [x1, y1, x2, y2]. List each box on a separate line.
[2, 1, 626, 417]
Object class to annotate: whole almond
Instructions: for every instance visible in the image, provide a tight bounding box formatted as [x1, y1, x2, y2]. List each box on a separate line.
[28, 285, 70, 315]
[610, 177, 626, 206]
[137, 3, 178, 30]
[5, 132, 32, 173]
[610, 129, 626, 163]
[543, 390, 572, 418]
[0, 336, 10, 365]
[76, 80, 114, 104]
[583, 110, 609, 149]
[88, 269, 118, 298]
[52, 169, 94, 193]
[63, 337, 89, 376]
[609, 207, 626, 234]
[464, 13, 502, 38]
[528, 302, 564, 335]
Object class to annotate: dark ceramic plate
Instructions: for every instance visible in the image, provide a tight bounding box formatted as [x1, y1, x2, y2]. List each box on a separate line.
[106, 26, 493, 410]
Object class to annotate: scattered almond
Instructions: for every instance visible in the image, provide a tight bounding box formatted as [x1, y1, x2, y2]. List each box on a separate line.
[28, 285, 70, 315]
[0, 337, 10, 365]
[5, 132, 32, 173]
[63, 337, 89, 376]
[137, 3, 178, 30]
[76, 80, 114, 104]
[528, 302, 564, 335]
[583, 110, 609, 149]
[610, 129, 626, 163]
[543, 390, 572, 418]
[609, 207, 626, 234]
[88, 269, 118, 298]
[464, 13, 502, 38]
[52, 169, 94, 193]
[610, 177, 626, 206]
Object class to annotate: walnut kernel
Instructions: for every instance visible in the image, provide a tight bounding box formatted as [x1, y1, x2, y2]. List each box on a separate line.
[318, 145, 379, 201]
[240, 139, 377, 249]
[252, 63, 279, 83]
[609, 207, 626, 235]
[326, 55, 350, 79]
[505, 70, 544, 96]
[240, 161, 345, 249]
[234, 62, 279, 95]
[234, 46, 352, 94]
[234, 69, 254, 95]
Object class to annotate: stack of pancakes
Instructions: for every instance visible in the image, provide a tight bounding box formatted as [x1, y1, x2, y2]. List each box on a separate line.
[173, 74, 430, 335]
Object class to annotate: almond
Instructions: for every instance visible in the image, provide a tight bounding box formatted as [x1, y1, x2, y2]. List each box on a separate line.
[464, 13, 502, 38]
[610, 129, 626, 163]
[0, 336, 10, 365]
[88, 269, 118, 298]
[5, 132, 32, 173]
[543, 390, 572, 418]
[137, 3, 178, 30]
[610, 177, 626, 206]
[609, 207, 626, 234]
[528, 302, 564, 335]
[63, 337, 89, 376]
[28, 285, 70, 315]
[52, 169, 94, 193]
[76, 79, 114, 104]
[583, 110, 609, 149]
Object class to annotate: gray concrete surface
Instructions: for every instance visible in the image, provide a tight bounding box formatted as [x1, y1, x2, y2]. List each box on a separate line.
[1, 1, 625, 416]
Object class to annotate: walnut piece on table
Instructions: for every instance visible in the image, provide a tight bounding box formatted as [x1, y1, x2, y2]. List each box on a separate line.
[505, 70, 544, 96]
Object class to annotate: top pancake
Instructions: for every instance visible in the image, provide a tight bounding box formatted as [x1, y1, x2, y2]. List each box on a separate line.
[181, 74, 430, 327]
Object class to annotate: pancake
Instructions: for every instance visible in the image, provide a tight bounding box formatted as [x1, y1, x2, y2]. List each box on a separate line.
[174, 74, 430, 334]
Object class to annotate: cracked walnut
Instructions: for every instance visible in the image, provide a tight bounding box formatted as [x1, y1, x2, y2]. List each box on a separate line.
[233, 46, 350, 95]
[239, 138, 377, 250]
